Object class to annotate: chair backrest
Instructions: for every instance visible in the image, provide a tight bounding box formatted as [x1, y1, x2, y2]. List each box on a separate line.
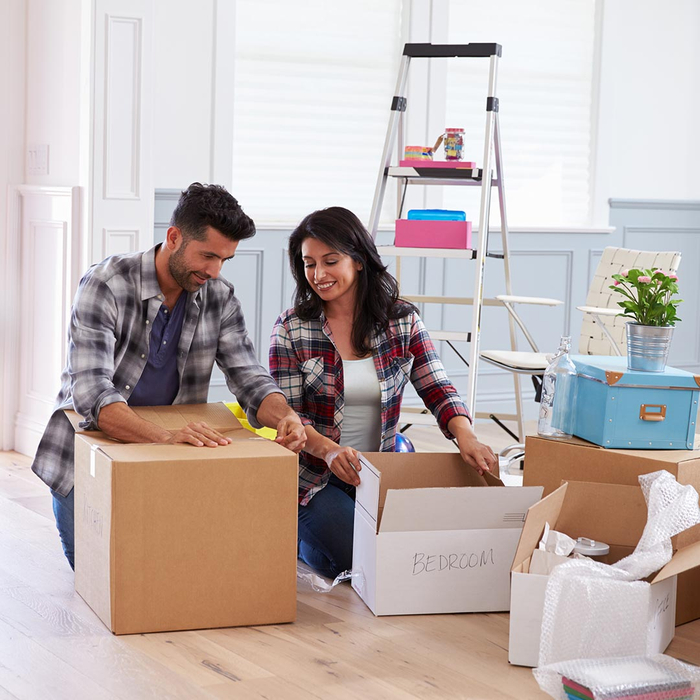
[578, 247, 682, 355]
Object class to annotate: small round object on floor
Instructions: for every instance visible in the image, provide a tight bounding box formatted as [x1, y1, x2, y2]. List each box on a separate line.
[394, 433, 415, 453]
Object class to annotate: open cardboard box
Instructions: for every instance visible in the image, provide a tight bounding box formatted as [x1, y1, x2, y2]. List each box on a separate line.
[509, 480, 700, 667]
[351, 452, 543, 615]
[523, 434, 700, 624]
[69, 402, 298, 635]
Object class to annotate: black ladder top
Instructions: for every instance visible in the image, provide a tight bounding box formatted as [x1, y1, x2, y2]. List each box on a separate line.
[403, 43, 502, 58]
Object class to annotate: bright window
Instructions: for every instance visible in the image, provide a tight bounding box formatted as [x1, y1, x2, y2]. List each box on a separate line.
[231, 0, 404, 226]
[442, 0, 598, 227]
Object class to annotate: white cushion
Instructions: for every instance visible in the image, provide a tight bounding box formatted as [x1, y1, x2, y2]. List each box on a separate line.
[480, 350, 549, 372]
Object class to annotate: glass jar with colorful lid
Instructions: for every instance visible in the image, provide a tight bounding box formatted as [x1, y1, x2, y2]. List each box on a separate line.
[443, 128, 464, 160]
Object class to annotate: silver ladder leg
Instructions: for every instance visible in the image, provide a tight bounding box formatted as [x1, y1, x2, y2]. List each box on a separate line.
[466, 53, 499, 416]
[494, 111, 525, 441]
[368, 54, 411, 240]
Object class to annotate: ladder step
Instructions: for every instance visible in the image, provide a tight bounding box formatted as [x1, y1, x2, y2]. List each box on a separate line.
[388, 166, 482, 179]
[428, 330, 471, 342]
[377, 246, 474, 259]
[404, 295, 504, 307]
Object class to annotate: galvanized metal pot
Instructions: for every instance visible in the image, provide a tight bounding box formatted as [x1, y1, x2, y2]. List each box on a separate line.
[626, 322, 674, 372]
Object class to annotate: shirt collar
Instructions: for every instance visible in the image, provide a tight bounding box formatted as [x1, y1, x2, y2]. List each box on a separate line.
[140, 244, 162, 301]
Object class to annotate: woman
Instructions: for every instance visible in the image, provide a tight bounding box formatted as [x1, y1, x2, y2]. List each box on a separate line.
[270, 207, 498, 579]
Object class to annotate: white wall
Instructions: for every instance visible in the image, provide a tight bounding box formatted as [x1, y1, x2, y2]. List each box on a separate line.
[24, 0, 83, 186]
[596, 0, 700, 210]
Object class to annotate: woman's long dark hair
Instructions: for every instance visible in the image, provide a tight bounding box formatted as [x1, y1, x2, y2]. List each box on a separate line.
[288, 207, 416, 356]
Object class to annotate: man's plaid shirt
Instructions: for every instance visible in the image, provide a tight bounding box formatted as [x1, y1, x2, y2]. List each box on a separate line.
[32, 245, 282, 496]
[269, 307, 470, 505]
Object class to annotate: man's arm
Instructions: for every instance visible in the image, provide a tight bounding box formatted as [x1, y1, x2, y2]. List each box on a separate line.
[256, 393, 306, 453]
[98, 402, 232, 447]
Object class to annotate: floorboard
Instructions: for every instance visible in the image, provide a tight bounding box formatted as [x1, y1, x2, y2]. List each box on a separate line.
[2, 421, 699, 699]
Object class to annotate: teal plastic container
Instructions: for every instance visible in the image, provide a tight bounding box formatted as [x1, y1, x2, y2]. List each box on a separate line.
[568, 355, 700, 449]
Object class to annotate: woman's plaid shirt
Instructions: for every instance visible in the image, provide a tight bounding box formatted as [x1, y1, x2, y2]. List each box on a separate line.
[269, 308, 471, 505]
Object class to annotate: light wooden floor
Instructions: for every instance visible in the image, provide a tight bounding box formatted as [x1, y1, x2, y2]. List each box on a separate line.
[2, 422, 700, 699]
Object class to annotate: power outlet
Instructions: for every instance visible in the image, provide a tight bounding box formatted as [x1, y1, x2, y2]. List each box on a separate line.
[27, 143, 49, 176]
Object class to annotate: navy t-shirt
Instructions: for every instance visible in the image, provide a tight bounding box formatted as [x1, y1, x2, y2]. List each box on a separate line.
[128, 292, 187, 406]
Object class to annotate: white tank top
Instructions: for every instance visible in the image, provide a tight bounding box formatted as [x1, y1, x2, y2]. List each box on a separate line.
[339, 357, 382, 453]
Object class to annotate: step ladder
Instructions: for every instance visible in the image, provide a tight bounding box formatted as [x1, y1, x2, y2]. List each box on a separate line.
[368, 42, 524, 439]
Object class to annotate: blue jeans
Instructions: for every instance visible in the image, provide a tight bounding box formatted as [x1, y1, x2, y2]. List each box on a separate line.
[297, 475, 355, 579]
[51, 488, 75, 570]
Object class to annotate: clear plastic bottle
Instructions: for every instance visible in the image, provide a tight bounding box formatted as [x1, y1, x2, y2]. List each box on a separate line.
[537, 336, 578, 439]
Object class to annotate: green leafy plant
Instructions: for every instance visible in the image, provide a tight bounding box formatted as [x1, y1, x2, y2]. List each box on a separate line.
[610, 268, 682, 326]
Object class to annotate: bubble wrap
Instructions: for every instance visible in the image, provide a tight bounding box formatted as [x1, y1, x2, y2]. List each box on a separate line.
[538, 471, 700, 667]
[534, 654, 700, 700]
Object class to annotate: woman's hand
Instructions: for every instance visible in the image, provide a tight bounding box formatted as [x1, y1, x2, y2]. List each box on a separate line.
[448, 416, 498, 476]
[456, 434, 498, 476]
[324, 445, 362, 486]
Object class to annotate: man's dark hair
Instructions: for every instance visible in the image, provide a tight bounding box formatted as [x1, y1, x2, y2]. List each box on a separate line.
[170, 183, 256, 242]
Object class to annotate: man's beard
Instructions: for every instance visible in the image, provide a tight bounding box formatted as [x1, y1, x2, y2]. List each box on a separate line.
[168, 243, 209, 293]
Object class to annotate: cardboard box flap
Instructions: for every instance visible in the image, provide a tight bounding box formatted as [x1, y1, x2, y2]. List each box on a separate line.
[511, 483, 568, 571]
[361, 452, 497, 515]
[379, 485, 543, 533]
[86, 437, 290, 463]
[355, 456, 381, 528]
[572, 354, 700, 390]
[555, 481, 648, 547]
[652, 539, 700, 583]
[65, 402, 245, 435]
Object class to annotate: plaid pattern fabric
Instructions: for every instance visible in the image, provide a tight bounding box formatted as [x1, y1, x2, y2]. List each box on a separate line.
[32, 245, 282, 496]
[270, 308, 470, 504]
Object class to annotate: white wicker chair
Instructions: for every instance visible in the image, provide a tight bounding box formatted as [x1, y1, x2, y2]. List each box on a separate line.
[480, 247, 682, 461]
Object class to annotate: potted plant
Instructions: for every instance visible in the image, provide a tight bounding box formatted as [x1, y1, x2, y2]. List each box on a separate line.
[610, 268, 682, 372]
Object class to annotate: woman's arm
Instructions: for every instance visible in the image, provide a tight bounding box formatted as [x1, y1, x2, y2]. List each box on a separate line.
[448, 415, 497, 475]
[407, 313, 497, 474]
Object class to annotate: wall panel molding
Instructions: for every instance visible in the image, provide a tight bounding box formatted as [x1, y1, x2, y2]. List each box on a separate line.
[14, 186, 80, 456]
[103, 228, 138, 256]
[90, 0, 154, 263]
[103, 15, 142, 200]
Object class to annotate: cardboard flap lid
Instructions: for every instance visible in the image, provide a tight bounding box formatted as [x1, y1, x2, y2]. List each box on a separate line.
[81, 435, 290, 463]
[355, 456, 381, 528]
[571, 354, 700, 389]
[511, 483, 568, 571]
[66, 402, 245, 436]
[379, 484, 543, 533]
[652, 539, 700, 583]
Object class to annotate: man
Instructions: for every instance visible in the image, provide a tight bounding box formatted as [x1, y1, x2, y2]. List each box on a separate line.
[31, 183, 306, 569]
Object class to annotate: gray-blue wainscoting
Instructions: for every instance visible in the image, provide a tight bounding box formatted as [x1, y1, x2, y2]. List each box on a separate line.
[156, 192, 700, 424]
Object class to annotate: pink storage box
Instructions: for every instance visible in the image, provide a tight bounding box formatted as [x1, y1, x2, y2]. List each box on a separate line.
[394, 219, 472, 249]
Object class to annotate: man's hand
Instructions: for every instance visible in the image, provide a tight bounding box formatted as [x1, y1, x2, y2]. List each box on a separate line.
[167, 421, 232, 447]
[324, 445, 362, 487]
[274, 414, 307, 453]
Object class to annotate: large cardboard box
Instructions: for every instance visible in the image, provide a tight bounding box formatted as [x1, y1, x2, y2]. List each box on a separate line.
[509, 480, 700, 667]
[522, 434, 700, 624]
[351, 452, 543, 615]
[71, 403, 298, 635]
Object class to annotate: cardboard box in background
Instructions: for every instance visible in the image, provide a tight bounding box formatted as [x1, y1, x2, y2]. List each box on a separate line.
[509, 480, 700, 667]
[351, 452, 543, 616]
[71, 403, 298, 635]
[523, 435, 700, 625]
